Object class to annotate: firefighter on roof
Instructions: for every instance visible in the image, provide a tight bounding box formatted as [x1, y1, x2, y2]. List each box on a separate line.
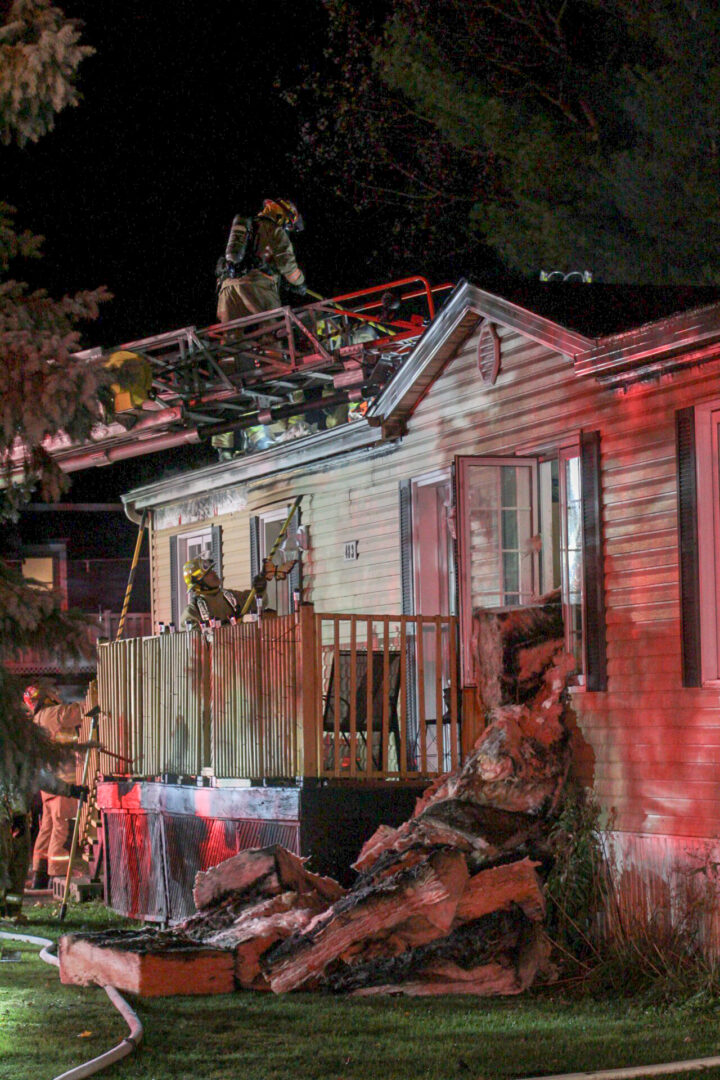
[214, 198, 307, 459]
[180, 556, 267, 630]
[216, 197, 306, 323]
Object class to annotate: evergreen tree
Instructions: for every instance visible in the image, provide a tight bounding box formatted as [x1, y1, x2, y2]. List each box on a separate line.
[0, 1, 108, 846]
[291, 0, 720, 284]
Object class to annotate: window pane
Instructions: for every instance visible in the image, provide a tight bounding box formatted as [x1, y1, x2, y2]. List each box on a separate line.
[502, 509, 518, 549]
[501, 467, 517, 505]
[503, 552, 519, 594]
[22, 557, 54, 590]
[464, 462, 535, 609]
[562, 455, 583, 670]
[538, 459, 560, 594]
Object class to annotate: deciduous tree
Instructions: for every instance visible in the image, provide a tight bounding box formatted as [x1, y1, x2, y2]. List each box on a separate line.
[291, 0, 720, 283]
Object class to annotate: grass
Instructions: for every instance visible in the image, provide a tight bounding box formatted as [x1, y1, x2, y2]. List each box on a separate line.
[4, 903, 720, 1080]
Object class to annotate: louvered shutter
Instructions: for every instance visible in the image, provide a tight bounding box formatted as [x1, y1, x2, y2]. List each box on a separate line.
[580, 430, 607, 691]
[676, 406, 701, 687]
[210, 525, 222, 578]
[169, 536, 179, 630]
[399, 480, 417, 764]
[249, 517, 260, 579]
[399, 480, 414, 615]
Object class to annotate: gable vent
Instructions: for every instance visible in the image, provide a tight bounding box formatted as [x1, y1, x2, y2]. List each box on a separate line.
[477, 321, 501, 385]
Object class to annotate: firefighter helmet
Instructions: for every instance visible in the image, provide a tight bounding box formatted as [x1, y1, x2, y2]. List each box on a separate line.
[183, 555, 215, 590]
[23, 684, 60, 713]
[262, 198, 304, 233]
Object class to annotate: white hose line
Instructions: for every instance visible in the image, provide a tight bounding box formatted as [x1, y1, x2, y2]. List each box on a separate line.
[521, 1063, 720, 1080]
[0, 929, 143, 1080]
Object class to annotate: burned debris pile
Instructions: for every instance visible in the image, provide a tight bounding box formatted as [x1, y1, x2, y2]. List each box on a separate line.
[59, 595, 576, 997]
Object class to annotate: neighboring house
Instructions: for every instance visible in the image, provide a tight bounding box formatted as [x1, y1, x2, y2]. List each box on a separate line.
[98, 279, 720, 926]
[7, 502, 151, 696]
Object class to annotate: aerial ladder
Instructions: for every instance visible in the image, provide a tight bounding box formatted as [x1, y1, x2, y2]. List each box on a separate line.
[15, 277, 452, 474]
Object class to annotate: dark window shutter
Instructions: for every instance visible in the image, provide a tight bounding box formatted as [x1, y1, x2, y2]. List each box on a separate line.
[676, 406, 701, 687]
[399, 480, 418, 765]
[580, 430, 607, 691]
[169, 536, 179, 630]
[211, 525, 223, 578]
[399, 480, 414, 615]
[289, 506, 302, 611]
[249, 516, 260, 578]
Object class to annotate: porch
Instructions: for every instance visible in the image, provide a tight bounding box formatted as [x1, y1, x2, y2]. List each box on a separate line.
[93, 605, 462, 784]
[87, 606, 462, 919]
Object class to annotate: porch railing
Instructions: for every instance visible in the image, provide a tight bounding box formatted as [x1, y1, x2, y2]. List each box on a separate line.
[93, 605, 459, 782]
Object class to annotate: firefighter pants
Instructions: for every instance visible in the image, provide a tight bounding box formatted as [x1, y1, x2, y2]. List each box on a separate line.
[217, 273, 279, 323]
[33, 791, 76, 878]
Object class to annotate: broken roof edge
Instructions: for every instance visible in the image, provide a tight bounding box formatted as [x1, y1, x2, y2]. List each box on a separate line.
[121, 419, 384, 519]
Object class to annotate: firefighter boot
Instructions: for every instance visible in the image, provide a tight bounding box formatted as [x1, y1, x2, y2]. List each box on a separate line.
[31, 858, 50, 890]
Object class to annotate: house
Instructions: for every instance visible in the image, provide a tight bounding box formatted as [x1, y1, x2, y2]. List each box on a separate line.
[7, 501, 151, 698]
[92, 278, 720, 930]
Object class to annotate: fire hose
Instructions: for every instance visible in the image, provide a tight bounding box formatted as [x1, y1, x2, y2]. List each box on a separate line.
[0, 929, 143, 1080]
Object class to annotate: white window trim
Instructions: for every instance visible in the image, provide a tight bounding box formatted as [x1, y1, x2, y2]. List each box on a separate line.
[174, 527, 214, 621]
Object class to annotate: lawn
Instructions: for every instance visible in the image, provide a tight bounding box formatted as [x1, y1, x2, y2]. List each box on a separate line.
[3, 903, 720, 1080]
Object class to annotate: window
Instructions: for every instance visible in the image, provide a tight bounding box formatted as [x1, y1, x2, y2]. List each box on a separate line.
[681, 402, 720, 684]
[399, 473, 457, 769]
[22, 543, 68, 609]
[455, 434, 606, 690]
[169, 525, 220, 629]
[250, 505, 303, 616]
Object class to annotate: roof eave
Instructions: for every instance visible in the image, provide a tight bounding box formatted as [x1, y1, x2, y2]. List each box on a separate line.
[121, 420, 384, 514]
[368, 281, 594, 426]
[575, 301, 720, 379]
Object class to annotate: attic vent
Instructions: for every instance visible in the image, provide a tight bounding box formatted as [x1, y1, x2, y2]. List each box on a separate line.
[477, 322, 501, 386]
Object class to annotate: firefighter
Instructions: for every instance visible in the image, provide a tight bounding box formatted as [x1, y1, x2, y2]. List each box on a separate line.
[216, 197, 306, 324]
[24, 685, 86, 888]
[180, 556, 267, 630]
[214, 199, 307, 460]
[1, 770, 89, 915]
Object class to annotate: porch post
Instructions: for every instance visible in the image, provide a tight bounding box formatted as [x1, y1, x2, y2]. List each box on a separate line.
[297, 603, 319, 777]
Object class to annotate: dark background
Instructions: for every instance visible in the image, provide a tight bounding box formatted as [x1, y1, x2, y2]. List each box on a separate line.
[5, 0, 438, 497]
[4, 0, 414, 348]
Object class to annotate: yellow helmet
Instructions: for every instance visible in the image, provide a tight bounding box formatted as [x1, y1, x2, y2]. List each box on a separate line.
[262, 198, 304, 233]
[23, 684, 60, 713]
[183, 555, 214, 590]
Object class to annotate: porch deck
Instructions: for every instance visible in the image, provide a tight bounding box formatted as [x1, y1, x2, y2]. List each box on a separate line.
[92, 605, 461, 784]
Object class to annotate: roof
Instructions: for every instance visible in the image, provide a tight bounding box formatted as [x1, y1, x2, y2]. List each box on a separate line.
[477, 283, 720, 340]
[369, 280, 720, 425]
[122, 278, 720, 513]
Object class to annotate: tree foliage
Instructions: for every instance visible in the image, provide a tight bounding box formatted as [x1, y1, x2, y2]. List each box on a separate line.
[291, 0, 720, 283]
[0, 0, 93, 146]
[0, 0, 106, 813]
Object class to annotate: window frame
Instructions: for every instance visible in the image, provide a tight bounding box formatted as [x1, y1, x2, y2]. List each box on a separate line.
[22, 542, 68, 610]
[455, 455, 539, 686]
[251, 504, 303, 615]
[169, 526, 217, 629]
[454, 433, 605, 691]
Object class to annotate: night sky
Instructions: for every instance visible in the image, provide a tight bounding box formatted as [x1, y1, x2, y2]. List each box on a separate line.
[6, 0, 428, 495]
[4, 0, 408, 349]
